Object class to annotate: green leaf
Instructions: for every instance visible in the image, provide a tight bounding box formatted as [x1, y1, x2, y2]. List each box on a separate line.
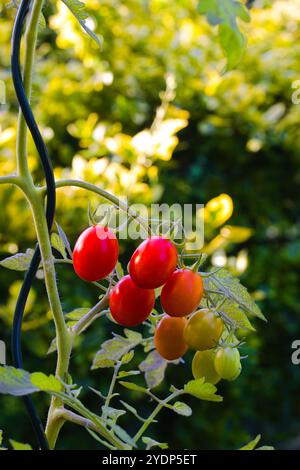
[119, 381, 147, 393]
[117, 370, 140, 378]
[119, 401, 147, 423]
[51, 232, 67, 258]
[9, 440, 32, 451]
[65, 307, 90, 321]
[219, 23, 246, 71]
[121, 350, 134, 365]
[56, 222, 73, 258]
[142, 437, 168, 450]
[171, 401, 193, 417]
[183, 378, 223, 402]
[0, 367, 39, 396]
[139, 350, 168, 389]
[239, 434, 261, 450]
[0, 249, 34, 271]
[257, 446, 275, 451]
[206, 268, 266, 321]
[30, 372, 62, 393]
[61, 0, 102, 47]
[92, 331, 143, 370]
[198, 0, 250, 70]
[115, 261, 124, 280]
[220, 300, 255, 331]
[101, 406, 126, 421]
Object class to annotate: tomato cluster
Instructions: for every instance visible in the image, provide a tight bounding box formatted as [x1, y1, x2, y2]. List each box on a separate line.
[73, 227, 242, 383]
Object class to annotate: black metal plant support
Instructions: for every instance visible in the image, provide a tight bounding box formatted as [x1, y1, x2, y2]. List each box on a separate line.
[10, 0, 55, 450]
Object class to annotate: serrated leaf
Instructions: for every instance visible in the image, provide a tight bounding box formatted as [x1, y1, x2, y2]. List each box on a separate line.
[51, 232, 67, 258]
[92, 331, 143, 370]
[0, 367, 38, 396]
[30, 372, 62, 392]
[142, 437, 168, 450]
[119, 381, 147, 393]
[9, 440, 32, 450]
[205, 268, 266, 321]
[221, 300, 255, 331]
[0, 249, 34, 271]
[219, 23, 246, 71]
[239, 434, 261, 450]
[171, 401, 192, 417]
[139, 350, 168, 389]
[183, 378, 223, 402]
[61, 0, 102, 47]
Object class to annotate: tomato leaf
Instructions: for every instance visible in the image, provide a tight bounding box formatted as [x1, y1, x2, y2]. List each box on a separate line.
[205, 268, 266, 321]
[9, 440, 32, 451]
[142, 437, 168, 450]
[139, 350, 168, 389]
[92, 330, 143, 370]
[198, 0, 250, 70]
[0, 249, 34, 271]
[183, 378, 223, 402]
[119, 381, 147, 393]
[171, 401, 193, 417]
[239, 434, 262, 450]
[61, 0, 102, 47]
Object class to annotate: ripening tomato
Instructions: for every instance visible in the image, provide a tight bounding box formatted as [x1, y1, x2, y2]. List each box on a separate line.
[160, 269, 204, 317]
[73, 225, 119, 282]
[109, 275, 155, 327]
[154, 315, 188, 361]
[192, 350, 221, 385]
[214, 347, 241, 381]
[184, 309, 224, 351]
[129, 236, 178, 289]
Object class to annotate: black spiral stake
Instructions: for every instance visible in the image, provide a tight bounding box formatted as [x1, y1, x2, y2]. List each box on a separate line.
[11, 0, 56, 450]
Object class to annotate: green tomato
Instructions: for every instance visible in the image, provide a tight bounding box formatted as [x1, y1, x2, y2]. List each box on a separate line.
[192, 350, 221, 385]
[214, 347, 241, 381]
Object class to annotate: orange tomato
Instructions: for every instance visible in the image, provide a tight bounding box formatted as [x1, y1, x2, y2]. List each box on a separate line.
[154, 315, 188, 361]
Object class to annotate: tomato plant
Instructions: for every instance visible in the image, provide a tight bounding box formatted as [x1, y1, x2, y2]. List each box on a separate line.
[109, 275, 155, 327]
[184, 309, 224, 351]
[154, 315, 188, 361]
[129, 236, 178, 289]
[160, 269, 204, 317]
[0, 0, 270, 452]
[73, 225, 119, 282]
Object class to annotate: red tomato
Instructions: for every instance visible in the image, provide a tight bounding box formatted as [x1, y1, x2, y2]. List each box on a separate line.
[73, 226, 119, 282]
[129, 236, 178, 289]
[160, 269, 204, 317]
[154, 315, 188, 361]
[109, 275, 155, 327]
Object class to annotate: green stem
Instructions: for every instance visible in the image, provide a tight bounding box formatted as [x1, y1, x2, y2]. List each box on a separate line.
[102, 361, 122, 422]
[16, 0, 43, 179]
[13, 0, 71, 448]
[133, 391, 181, 444]
[40, 179, 152, 236]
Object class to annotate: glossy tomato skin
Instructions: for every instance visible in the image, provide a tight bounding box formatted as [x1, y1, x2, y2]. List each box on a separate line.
[161, 269, 204, 317]
[184, 309, 224, 351]
[214, 347, 241, 381]
[192, 350, 220, 385]
[109, 275, 155, 327]
[73, 226, 119, 282]
[129, 236, 178, 289]
[154, 315, 188, 361]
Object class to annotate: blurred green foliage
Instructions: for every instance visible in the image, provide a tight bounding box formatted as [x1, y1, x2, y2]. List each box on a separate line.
[0, 0, 300, 449]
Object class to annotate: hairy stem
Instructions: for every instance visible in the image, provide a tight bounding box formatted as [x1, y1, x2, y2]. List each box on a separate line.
[16, 0, 43, 178]
[40, 179, 152, 236]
